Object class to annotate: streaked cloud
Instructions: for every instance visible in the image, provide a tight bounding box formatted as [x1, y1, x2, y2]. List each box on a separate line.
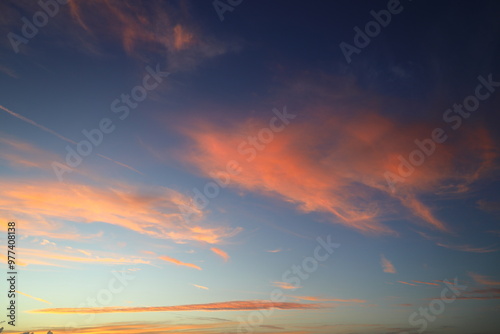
[192, 284, 209, 290]
[159, 255, 201, 270]
[0, 137, 60, 170]
[30, 300, 328, 314]
[381, 254, 396, 274]
[0, 65, 17, 78]
[458, 287, 500, 300]
[272, 281, 301, 290]
[40, 239, 56, 247]
[411, 280, 439, 286]
[436, 243, 498, 253]
[175, 74, 498, 236]
[289, 295, 366, 303]
[477, 199, 500, 213]
[9, 248, 149, 268]
[397, 281, 418, 286]
[210, 247, 229, 262]
[0, 107, 141, 174]
[65, 0, 239, 71]
[16, 290, 52, 304]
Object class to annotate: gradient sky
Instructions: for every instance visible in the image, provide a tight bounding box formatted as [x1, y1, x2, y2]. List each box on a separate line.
[0, 1, 500, 333]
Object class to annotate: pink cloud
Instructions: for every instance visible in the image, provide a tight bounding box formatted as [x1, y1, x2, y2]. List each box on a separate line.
[159, 255, 201, 270]
[381, 254, 396, 274]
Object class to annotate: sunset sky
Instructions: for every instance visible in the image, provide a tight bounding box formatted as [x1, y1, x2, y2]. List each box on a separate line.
[0, 1, 499, 333]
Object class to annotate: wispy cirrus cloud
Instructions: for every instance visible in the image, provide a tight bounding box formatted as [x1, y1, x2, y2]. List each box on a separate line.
[174, 74, 498, 236]
[30, 300, 329, 314]
[436, 242, 498, 253]
[477, 199, 500, 213]
[210, 247, 229, 262]
[396, 280, 439, 287]
[15, 290, 52, 304]
[159, 255, 201, 270]
[411, 280, 439, 286]
[469, 272, 500, 286]
[397, 281, 418, 286]
[0, 65, 17, 78]
[272, 281, 301, 290]
[288, 295, 366, 303]
[1, 322, 317, 334]
[192, 284, 209, 290]
[458, 288, 500, 300]
[381, 254, 396, 274]
[65, 0, 239, 71]
[5, 321, 242, 334]
[0, 109, 141, 174]
[0, 137, 60, 170]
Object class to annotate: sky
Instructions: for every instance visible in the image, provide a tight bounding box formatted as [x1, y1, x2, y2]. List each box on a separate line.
[0, 0, 499, 333]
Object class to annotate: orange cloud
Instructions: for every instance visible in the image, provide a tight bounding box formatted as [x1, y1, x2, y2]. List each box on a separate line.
[159, 255, 201, 270]
[381, 254, 396, 274]
[0, 65, 17, 78]
[436, 243, 498, 253]
[289, 295, 366, 303]
[1, 322, 320, 334]
[210, 247, 229, 262]
[0, 179, 240, 244]
[141, 250, 157, 256]
[0, 111, 141, 174]
[397, 281, 418, 286]
[411, 280, 439, 286]
[174, 78, 498, 235]
[469, 272, 500, 286]
[0, 244, 151, 268]
[272, 281, 301, 290]
[30, 300, 329, 314]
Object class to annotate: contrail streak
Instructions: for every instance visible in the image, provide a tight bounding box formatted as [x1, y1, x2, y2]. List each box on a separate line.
[16, 290, 52, 304]
[0, 104, 142, 174]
